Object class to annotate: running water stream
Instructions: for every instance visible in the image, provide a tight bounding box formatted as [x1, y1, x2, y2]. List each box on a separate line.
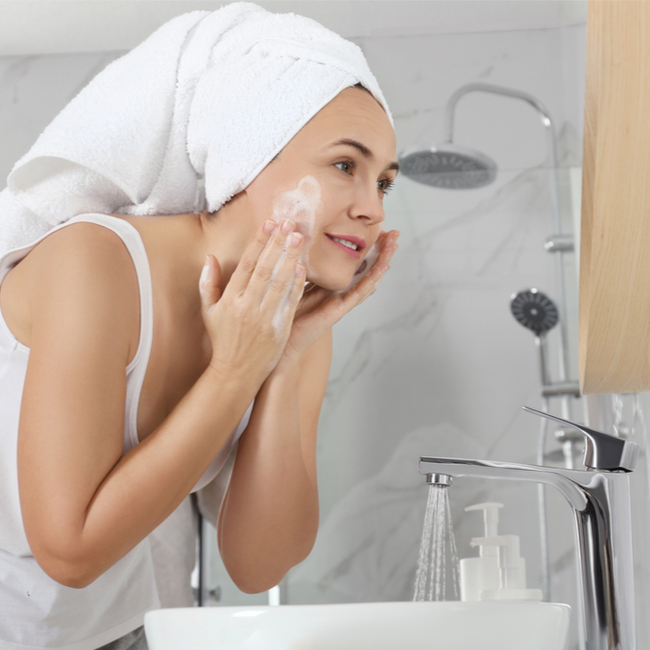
[413, 484, 460, 601]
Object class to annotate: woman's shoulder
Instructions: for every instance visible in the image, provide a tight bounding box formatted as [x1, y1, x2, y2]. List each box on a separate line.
[22, 218, 141, 275]
[30, 218, 136, 263]
[19, 220, 141, 311]
[2, 221, 141, 354]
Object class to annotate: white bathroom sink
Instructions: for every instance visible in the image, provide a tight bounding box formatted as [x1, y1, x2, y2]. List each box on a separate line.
[144, 600, 570, 650]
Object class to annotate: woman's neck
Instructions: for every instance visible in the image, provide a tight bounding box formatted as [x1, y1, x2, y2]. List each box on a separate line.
[116, 202, 257, 308]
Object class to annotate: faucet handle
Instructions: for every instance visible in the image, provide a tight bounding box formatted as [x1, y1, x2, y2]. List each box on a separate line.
[523, 406, 639, 472]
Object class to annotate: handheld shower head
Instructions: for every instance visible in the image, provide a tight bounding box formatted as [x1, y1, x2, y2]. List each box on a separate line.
[398, 143, 497, 189]
[510, 289, 558, 336]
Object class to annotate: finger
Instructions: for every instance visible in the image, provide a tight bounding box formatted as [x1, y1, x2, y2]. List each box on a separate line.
[375, 230, 400, 265]
[341, 231, 395, 293]
[227, 219, 278, 294]
[355, 233, 396, 281]
[199, 255, 222, 318]
[253, 225, 304, 305]
[342, 259, 390, 307]
[272, 263, 307, 339]
[283, 265, 309, 330]
[288, 263, 308, 311]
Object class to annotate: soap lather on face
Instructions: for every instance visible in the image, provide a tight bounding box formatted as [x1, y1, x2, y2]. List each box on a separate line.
[271, 175, 322, 274]
[270, 175, 374, 290]
[267, 176, 321, 339]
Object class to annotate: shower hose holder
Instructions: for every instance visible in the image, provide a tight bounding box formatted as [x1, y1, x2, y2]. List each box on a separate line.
[420, 406, 639, 650]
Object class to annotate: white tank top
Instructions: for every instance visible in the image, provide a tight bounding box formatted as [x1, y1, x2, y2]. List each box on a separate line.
[0, 214, 250, 649]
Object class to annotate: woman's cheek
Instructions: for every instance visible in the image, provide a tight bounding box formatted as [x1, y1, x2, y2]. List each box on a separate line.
[271, 176, 323, 273]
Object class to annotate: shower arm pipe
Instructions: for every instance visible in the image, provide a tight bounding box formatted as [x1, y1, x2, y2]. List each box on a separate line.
[443, 82, 562, 235]
[444, 82, 571, 392]
[443, 83, 559, 218]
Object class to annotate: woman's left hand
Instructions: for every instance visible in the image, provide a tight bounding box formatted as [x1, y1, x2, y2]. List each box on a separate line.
[278, 229, 399, 365]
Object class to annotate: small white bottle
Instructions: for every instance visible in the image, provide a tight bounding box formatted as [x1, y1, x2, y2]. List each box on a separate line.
[460, 502, 542, 602]
[459, 503, 502, 601]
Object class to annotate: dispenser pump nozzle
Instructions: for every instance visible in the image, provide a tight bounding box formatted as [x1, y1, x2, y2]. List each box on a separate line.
[465, 502, 503, 537]
[465, 502, 503, 554]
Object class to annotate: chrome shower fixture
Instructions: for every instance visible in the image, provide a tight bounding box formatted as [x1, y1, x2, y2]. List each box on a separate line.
[398, 143, 497, 189]
[523, 406, 638, 472]
[420, 409, 639, 650]
[509, 288, 579, 400]
[510, 288, 559, 337]
[399, 82, 559, 190]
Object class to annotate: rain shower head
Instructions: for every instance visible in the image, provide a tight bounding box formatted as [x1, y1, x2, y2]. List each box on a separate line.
[510, 289, 559, 336]
[399, 82, 559, 191]
[398, 143, 497, 189]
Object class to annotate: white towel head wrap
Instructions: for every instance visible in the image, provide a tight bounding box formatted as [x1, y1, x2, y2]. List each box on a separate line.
[0, 2, 392, 253]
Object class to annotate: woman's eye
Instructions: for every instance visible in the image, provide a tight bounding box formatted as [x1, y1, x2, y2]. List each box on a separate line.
[377, 178, 395, 195]
[335, 161, 354, 174]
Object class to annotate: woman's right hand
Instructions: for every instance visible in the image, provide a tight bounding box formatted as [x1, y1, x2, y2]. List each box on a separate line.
[199, 218, 306, 387]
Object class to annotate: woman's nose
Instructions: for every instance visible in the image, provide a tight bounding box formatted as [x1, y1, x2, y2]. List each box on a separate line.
[349, 184, 386, 225]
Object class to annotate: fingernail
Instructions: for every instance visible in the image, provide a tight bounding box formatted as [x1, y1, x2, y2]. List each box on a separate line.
[200, 259, 211, 287]
[281, 219, 295, 234]
[290, 232, 303, 247]
[263, 219, 277, 234]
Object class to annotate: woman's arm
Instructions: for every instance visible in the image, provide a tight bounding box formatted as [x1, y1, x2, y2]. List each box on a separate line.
[18, 219, 304, 588]
[217, 330, 331, 593]
[217, 229, 399, 592]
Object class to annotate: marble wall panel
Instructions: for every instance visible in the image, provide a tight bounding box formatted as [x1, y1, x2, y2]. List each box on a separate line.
[0, 52, 122, 181]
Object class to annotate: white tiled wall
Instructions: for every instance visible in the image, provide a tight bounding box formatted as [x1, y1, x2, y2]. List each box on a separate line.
[5, 2, 647, 649]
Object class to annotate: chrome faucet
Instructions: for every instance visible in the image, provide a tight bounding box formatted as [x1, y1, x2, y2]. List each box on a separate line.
[420, 406, 639, 650]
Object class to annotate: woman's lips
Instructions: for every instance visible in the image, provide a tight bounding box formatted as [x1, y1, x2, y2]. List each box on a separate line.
[325, 234, 365, 259]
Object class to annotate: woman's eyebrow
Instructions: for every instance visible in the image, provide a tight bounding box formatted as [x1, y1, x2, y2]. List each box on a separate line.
[328, 138, 400, 172]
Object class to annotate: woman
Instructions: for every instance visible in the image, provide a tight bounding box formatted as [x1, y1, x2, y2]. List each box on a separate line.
[0, 4, 399, 649]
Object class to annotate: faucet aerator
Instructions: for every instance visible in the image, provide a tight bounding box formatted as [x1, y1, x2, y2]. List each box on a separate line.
[426, 473, 453, 487]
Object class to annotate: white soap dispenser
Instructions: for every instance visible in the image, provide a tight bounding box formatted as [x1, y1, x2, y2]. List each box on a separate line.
[470, 534, 542, 601]
[459, 502, 502, 601]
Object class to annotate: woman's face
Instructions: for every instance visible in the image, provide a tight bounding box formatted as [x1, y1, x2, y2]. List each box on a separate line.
[244, 86, 398, 291]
